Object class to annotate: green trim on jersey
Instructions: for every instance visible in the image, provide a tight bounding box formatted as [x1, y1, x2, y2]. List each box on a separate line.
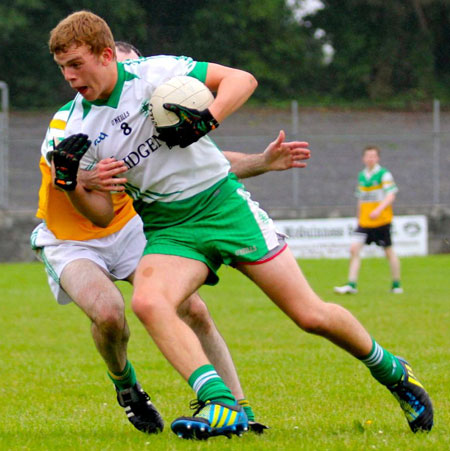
[66, 99, 77, 123]
[134, 174, 238, 228]
[81, 100, 92, 120]
[59, 100, 73, 112]
[358, 166, 389, 188]
[125, 182, 182, 202]
[82, 63, 138, 113]
[357, 165, 397, 201]
[188, 62, 208, 82]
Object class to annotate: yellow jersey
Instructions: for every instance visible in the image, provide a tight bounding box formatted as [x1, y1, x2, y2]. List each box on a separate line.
[357, 164, 398, 228]
[36, 101, 136, 241]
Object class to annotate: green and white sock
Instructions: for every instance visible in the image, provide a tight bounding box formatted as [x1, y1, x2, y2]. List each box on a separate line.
[107, 360, 137, 391]
[392, 280, 401, 289]
[238, 398, 255, 421]
[189, 364, 236, 405]
[348, 281, 357, 289]
[359, 339, 403, 386]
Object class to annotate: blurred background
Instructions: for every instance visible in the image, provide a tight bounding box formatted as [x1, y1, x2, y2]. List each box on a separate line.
[0, 0, 449, 260]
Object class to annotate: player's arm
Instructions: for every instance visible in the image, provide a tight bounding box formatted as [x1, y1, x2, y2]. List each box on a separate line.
[369, 192, 396, 220]
[370, 171, 397, 219]
[78, 158, 128, 192]
[204, 63, 257, 123]
[224, 130, 310, 179]
[50, 133, 114, 227]
[65, 185, 114, 227]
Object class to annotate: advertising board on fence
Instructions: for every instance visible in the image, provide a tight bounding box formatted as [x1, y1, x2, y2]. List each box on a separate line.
[274, 215, 427, 259]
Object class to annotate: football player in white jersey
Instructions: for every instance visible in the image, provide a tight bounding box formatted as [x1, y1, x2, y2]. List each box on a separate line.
[48, 11, 433, 440]
[34, 39, 311, 436]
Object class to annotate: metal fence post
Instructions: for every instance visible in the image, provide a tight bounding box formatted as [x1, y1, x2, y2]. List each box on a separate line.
[291, 100, 299, 207]
[432, 99, 440, 205]
[0, 81, 9, 209]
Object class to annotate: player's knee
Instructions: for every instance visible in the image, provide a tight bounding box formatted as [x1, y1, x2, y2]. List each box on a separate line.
[293, 301, 329, 334]
[131, 292, 167, 323]
[184, 297, 212, 333]
[94, 300, 125, 334]
[131, 292, 150, 319]
[296, 312, 327, 334]
[349, 245, 360, 258]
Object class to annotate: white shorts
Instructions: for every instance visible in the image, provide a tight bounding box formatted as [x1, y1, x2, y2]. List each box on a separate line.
[30, 215, 146, 305]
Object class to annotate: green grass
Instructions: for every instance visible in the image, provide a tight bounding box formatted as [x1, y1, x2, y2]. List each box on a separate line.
[1, 256, 449, 450]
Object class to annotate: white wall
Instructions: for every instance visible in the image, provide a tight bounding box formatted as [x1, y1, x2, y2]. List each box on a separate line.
[275, 215, 427, 259]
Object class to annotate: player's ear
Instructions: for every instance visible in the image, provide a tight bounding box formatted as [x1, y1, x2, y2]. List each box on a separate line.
[100, 47, 115, 65]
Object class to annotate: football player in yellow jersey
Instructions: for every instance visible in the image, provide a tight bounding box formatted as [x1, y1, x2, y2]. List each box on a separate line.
[334, 146, 403, 295]
[32, 41, 311, 435]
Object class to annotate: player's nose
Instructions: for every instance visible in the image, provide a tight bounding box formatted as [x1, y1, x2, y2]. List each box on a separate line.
[62, 67, 77, 82]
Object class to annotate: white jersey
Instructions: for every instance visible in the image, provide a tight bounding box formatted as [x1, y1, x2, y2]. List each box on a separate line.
[67, 56, 230, 204]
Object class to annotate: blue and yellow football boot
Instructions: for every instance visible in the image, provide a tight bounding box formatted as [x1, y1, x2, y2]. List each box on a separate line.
[387, 358, 433, 432]
[171, 400, 249, 440]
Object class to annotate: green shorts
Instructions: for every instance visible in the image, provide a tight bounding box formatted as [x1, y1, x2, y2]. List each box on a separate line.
[135, 174, 280, 285]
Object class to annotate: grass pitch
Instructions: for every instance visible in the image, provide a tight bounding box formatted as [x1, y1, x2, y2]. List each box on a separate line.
[0, 255, 449, 450]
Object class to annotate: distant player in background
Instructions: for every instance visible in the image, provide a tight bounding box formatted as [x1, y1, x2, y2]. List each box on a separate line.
[32, 41, 310, 435]
[334, 146, 403, 294]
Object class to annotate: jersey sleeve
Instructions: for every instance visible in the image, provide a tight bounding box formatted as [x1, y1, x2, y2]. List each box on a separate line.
[63, 97, 98, 171]
[41, 101, 72, 165]
[79, 149, 97, 171]
[355, 171, 363, 199]
[134, 55, 208, 84]
[187, 61, 208, 82]
[381, 170, 398, 194]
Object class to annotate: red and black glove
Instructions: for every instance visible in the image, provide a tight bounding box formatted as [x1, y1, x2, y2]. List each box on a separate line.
[156, 104, 219, 148]
[49, 134, 91, 191]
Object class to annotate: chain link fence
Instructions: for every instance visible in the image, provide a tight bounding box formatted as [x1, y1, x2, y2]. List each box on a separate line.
[3, 101, 450, 215]
[0, 81, 9, 208]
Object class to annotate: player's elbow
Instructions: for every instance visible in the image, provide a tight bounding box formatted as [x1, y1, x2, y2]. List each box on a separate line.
[246, 72, 258, 93]
[93, 220, 110, 228]
[235, 69, 257, 94]
[91, 211, 114, 228]
[96, 217, 113, 228]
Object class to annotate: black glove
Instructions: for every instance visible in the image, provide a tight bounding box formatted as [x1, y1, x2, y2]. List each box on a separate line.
[50, 134, 91, 191]
[156, 104, 219, 148]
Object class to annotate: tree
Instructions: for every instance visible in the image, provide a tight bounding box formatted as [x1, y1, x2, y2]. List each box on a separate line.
[0, 0, 324, 108]
[306, 0, 450, 101]
[178, 0, 324, 101]
[131, 0, 323, 102]
[0, 0, 147, 108]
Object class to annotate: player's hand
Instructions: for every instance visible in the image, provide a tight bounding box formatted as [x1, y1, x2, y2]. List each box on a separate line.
[156, 104, 219, 148]
[263, 130, 311, 171]
[50, 134, 91, 191]
[369, 209, 381, 220]
[79, 158, 128, 192]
